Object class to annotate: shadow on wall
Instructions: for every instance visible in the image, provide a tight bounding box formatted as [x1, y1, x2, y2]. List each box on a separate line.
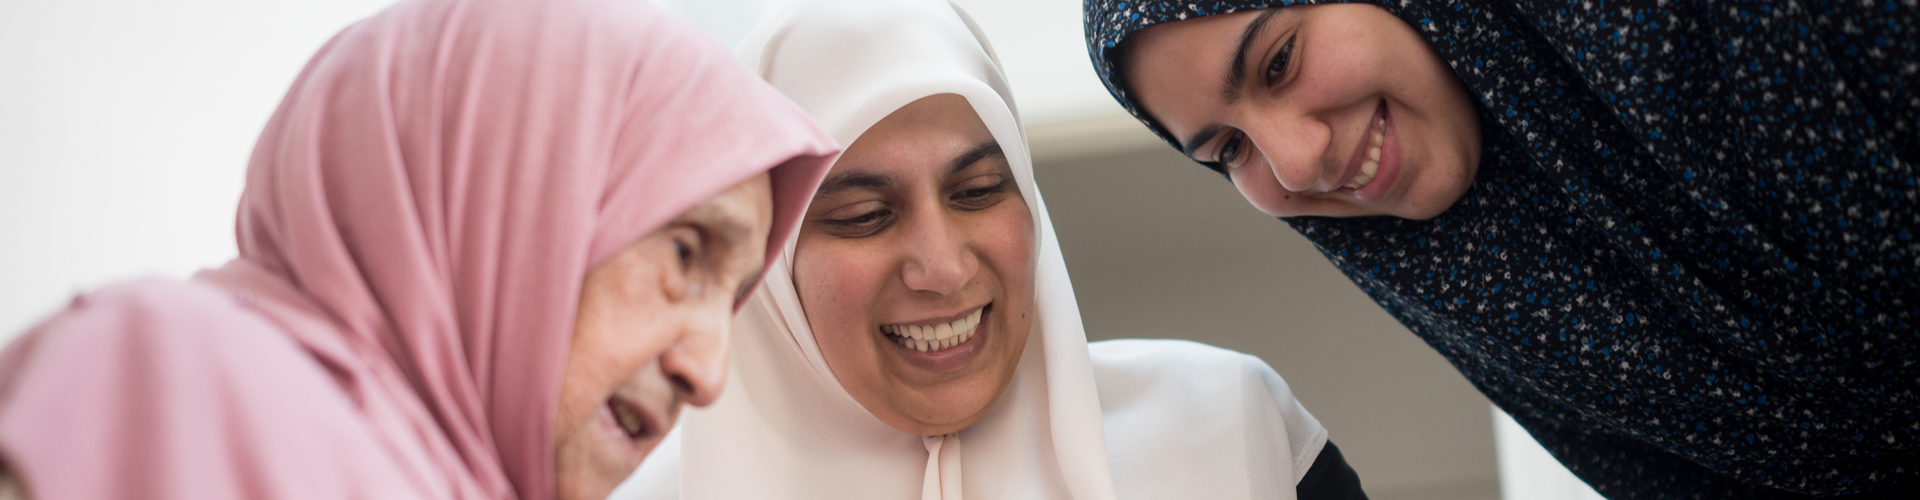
[1032, 140, 1501, 500]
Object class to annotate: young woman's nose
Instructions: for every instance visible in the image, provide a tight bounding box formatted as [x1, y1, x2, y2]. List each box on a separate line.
[899, 214, 978, 296]
[1244, 109, 1332, 193]
[657, 306, 731, 407]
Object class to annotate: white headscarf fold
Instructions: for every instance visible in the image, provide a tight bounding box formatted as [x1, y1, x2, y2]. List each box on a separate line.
[614, 0, 1330, 498]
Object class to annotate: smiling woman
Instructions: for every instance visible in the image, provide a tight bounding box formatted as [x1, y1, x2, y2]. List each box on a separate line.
[793, 94, 1036, 436]
[612, 0, 1365, 499]
[1087, 0, 1920, 497]
[1121, 4, 1479, 219]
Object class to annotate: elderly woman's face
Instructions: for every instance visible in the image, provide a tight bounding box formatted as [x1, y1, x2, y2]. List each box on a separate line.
[1125, 4, 1480, 219]
[794, 94, 1035, 436]
[552, 173, 772, 500]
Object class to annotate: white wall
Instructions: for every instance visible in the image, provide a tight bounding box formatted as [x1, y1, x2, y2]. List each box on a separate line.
[0, 0, 399, 336]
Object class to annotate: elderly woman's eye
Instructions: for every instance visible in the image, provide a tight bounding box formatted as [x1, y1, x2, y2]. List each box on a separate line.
[674, 239, 697, 268]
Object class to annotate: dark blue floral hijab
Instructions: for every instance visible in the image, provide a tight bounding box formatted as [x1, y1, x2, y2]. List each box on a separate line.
[1085, 0, 1919, 498]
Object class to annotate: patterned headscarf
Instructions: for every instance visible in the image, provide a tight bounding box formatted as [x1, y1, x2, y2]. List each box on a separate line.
[1084, 0, 1919, 498]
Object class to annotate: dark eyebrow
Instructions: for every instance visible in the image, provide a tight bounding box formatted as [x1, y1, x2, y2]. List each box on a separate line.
[1221, 9, 1281, 106]
[948, 142, 1004, 174]
[814, 170, 895, 195]
[1181, 124, 1228, 158]
[1184, 9, 1280, 159]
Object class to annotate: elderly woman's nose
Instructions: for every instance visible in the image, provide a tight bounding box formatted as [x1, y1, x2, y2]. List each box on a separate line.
[899, 217, 978, 296]
[659, 310, 731, 407]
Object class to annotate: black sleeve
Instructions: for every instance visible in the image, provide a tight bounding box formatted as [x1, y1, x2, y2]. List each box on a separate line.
[1296, 441, 1368, 500]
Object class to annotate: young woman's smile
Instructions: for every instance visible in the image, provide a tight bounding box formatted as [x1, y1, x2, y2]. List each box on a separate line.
[1122, 4, 1480, 219]
[792, 93, 1035, 436]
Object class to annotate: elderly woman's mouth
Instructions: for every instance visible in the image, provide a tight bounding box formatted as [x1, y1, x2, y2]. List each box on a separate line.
[606, 396, 660, 442]
[881, 305, 987, 352]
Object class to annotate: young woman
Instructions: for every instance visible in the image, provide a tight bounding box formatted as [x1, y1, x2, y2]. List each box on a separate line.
[0, 0, 836, 498]
[1083, 0, 1918, 498]
[613, 0, 1365, 498]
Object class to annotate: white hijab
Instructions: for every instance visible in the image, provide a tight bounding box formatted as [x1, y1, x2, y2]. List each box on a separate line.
[615, 0, 1328, 498]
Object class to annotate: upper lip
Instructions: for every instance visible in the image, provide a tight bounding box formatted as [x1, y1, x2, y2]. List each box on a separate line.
[881, 303, 988, 329]
[1331, 99, 1387, 192]
[609, 391, 665, 442]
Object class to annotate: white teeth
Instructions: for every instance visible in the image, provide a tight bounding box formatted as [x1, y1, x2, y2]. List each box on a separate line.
[1347, 116, 1387, 190]
[885, 307, 985, 352]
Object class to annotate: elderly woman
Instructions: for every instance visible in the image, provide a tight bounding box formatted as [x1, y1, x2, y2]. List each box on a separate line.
[0, 0, 835, 498]
[1083, 0, 1919, 498]
[614, 0, 1366, 499]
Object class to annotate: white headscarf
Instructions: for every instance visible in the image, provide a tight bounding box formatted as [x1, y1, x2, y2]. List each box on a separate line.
[614, 0, 1329, 498]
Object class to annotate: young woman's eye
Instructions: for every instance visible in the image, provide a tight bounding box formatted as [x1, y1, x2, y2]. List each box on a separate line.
[1265, 35, 1295, 84]
[1217, 132, 1246, 165]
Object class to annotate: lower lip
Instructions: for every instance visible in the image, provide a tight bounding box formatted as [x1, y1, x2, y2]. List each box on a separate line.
[886, 305, 990, 373]
[1350, 103, 1402, 203]
[597, 405, 645, 465]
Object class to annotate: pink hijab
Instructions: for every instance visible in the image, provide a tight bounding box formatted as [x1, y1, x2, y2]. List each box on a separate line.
[0, 0, 835, 498]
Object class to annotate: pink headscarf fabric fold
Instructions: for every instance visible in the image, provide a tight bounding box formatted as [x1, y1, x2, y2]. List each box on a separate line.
[0, 0, 836, 498]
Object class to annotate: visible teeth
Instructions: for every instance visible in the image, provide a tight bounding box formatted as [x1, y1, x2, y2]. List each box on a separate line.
[885, 307, 985, 352]
[611, 402, 643, 438]
[1347, 114, 1386, 191]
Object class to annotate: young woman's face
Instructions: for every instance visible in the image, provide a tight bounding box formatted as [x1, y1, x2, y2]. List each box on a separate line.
[793, 93, 1035, 436]
[1124, 4, 1480, 219]
[552, 173, 772, 500]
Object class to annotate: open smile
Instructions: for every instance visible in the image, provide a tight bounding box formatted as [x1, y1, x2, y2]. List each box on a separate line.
[880, 304, 991, 372]
[1336, 99, 1401, 202]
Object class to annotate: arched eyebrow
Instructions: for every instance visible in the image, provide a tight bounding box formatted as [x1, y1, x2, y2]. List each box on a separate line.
[1222, 8, 1281, 106]
[947, 142, 1004, 174]
[815, 171, 895, 195]
[1184, 9, 1280, 159]
[1183, 124, 1228, 158]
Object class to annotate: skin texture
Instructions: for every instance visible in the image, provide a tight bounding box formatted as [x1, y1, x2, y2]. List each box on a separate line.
[552, 173, 773, 500]
[793, 94, 1036, 436]
[1124, 4, 1481, 219]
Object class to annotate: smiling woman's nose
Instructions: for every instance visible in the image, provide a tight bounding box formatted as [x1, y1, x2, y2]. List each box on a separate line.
[1246, 114, 1329, 193]
[900, 219, 978, 295]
